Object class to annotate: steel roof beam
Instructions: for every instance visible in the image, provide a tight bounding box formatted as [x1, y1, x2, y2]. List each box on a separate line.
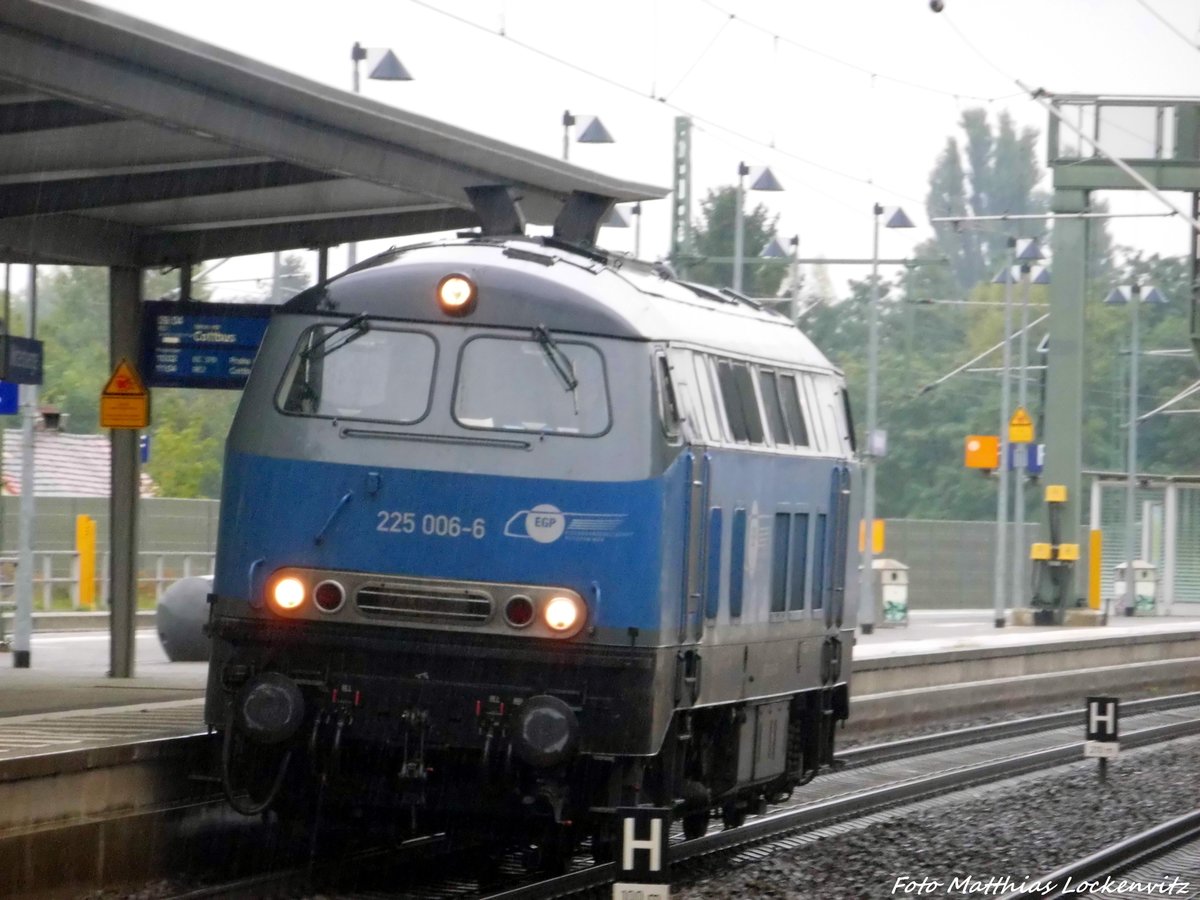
[0, 24, 467, 210]
[134, 207, 479, 267]
[0, 12, 662, 217]
[0, 98, 120, 134]
[0, 160, 336, 219]
[0, 214, 139, 266]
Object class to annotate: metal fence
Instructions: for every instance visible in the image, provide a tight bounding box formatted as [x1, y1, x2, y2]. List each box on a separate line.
[1090, 476, 1200, 612]
[0, 550, 215, 610]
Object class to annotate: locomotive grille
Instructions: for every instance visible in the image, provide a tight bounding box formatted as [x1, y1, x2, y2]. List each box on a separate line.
[355, 581, 493, 624]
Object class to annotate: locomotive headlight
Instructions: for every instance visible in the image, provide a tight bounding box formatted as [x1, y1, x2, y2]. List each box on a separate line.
[270, 576, 306, 612]
[437, 273, 477, 316]
[544, 595, 582, 633]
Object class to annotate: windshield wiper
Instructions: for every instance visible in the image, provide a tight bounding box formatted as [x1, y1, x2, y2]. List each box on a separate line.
[302, 313, 370, 362]
[533, 325, 578, 393]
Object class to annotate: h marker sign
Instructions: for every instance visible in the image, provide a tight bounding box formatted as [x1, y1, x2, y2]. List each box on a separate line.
[613, 806, 670, 900]
[1084, 696, 1120, 758]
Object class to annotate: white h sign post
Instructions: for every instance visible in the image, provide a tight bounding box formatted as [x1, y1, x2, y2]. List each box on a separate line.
[1085, 696, 1120, 780]
[613, 807, 671, 900]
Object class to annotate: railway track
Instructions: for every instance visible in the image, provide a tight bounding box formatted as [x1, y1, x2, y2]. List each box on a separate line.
[164, 693, 1200, 900]
[998, 809, 1200, 900]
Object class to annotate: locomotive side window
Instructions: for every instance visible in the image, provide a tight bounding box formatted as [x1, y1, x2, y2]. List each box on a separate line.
[811, 513, 827, 611]
[454, 336, 610, 436]
[716, 360, 765, 445]
[778, 374, 810, 448]
[715, 360, 748, 442]
[277, 324, 436, 424]
[770, 513, 790, 613]
[654, 351, 682, 441]
[800, 374, 827, 452]
[789, 512, 809, 612]
[759, 371, 789, 447]
[694, 354, 730, 442]
[672, 350, 705, 441]
[732, 365, 766, 444]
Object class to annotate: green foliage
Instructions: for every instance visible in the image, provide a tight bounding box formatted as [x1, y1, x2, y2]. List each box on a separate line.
[926, 109, 1062, 291]
[803, 109, 1197, 522]
[685, 186, 786, 297]
[145, 388, 237, 498]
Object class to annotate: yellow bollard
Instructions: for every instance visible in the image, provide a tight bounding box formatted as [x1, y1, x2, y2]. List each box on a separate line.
[76, 515, 96, 610]
[1088, 529, 1103, 611]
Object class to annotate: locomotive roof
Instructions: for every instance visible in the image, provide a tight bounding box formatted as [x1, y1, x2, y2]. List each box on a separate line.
[284, 237, 839, 371]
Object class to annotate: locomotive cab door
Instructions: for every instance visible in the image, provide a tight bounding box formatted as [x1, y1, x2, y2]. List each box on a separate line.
[659, 347, 710, 706]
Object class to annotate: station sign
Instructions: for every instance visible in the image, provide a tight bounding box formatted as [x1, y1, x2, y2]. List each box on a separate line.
[0, 381, 17, 415]
[140, 300, 274, 390]
[1008, 442, 1045, 474]
[0, 335, 44, 385]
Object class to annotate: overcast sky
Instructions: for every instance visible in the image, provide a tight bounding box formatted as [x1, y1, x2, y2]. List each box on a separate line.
[94, 0, 1200, 298]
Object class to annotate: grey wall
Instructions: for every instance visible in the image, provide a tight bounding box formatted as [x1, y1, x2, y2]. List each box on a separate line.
[0, 497, 219, 554]
[883, 518, 1039, 610]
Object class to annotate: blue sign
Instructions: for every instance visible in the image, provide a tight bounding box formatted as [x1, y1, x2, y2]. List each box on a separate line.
[0, 381, 17, 414]
[139, 434, 150, 463]
[1008, 442, 1045, 475]
[141, 301, 273, 390]
[0, 336, 44, 385]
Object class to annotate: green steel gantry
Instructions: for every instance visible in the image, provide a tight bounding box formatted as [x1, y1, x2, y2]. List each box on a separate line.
[1041, 95, 1200, 617]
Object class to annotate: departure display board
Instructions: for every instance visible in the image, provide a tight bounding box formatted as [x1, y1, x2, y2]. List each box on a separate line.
[141, 300, 274, 389]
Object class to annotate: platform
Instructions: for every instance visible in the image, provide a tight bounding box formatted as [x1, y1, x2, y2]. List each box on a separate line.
[855, 607, 1200, 660]
[0, 611, 1197, 752]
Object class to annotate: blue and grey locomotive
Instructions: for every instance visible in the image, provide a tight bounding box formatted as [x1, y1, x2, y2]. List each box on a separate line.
[206, 192, 858, 861]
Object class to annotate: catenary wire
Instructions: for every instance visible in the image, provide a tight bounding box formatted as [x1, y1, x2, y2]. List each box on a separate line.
[1133, 0, 1200, 54]
[406, 0, 928, 205]
[699, 0, 1022, 104]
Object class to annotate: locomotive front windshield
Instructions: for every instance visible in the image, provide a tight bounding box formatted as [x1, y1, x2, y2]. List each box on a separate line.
[454, 335, 610, 436]
[277, 323, 436, 423]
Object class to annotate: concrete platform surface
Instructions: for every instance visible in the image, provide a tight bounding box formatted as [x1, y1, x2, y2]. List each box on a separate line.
[856, 607, 1200, 660]
[0, 630, 206, 717]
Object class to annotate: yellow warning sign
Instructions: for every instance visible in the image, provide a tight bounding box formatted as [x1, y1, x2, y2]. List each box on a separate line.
[100, 358, 150, 429]
[1008, 406, 1034, 444]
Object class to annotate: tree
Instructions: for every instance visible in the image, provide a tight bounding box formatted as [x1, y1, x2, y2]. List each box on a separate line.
[798, 108, 1140, 521]
[685, 187, 786, 297]
[920, 108, 1074, 294]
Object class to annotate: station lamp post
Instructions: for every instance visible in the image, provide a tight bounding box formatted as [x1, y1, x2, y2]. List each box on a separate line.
[1104, 282, 1168, 613]
[561, 111, 614, 161]
[351, 41, 412, 93]
[860, 204, 914, 635]
[1012, 238, 1048, 614]
[346, 42, 411, 267]
[733, 162, 783, 293]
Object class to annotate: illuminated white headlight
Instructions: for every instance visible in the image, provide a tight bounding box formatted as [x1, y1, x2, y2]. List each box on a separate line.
[544, 596, 581, 633]
[271, 576, 306, 612]
[437, 273, 477, 316]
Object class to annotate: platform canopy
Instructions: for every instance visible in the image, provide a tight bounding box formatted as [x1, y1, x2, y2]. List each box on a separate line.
[0, 0, 667, 269]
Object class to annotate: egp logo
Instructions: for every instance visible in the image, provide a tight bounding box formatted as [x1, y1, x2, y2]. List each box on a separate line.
[521, 504, 566, 544]
[504, 505, 630, 543]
